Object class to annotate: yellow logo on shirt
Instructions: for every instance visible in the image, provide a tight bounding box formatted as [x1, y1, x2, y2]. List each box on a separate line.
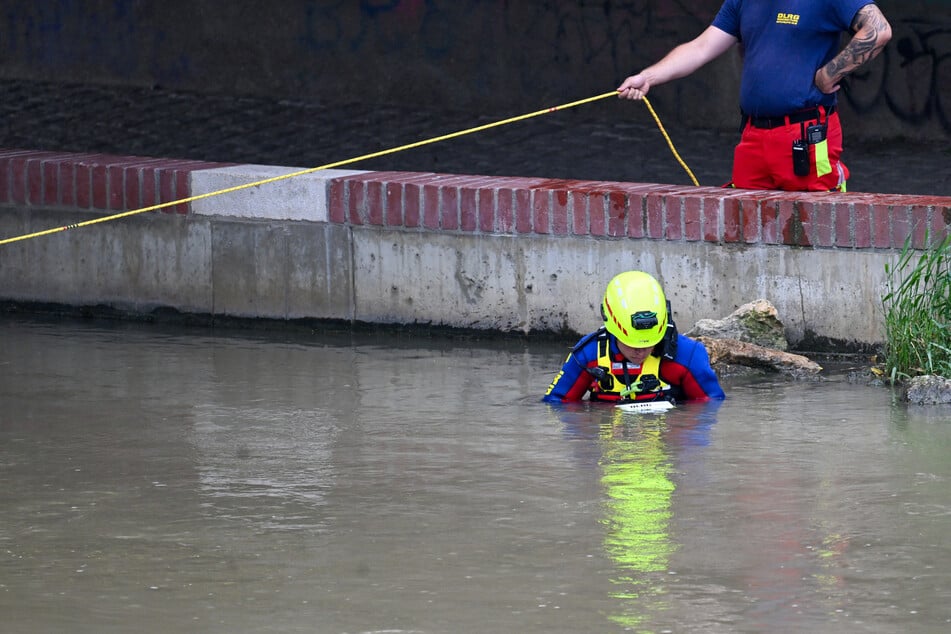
[776, 12, 800, 25]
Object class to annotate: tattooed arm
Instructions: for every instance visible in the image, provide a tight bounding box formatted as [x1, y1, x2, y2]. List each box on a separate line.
[815, 3, 892, 94]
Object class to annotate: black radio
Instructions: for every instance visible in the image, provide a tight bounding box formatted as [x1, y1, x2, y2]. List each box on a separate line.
[792, 139, 810, 176]
[805, 122, 827, 145]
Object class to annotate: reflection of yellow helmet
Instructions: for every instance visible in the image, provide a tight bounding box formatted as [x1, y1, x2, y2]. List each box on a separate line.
[601, 271, 668, 348]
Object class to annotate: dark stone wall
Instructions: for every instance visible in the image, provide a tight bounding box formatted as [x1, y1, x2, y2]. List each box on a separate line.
[1, 1, 949, 141]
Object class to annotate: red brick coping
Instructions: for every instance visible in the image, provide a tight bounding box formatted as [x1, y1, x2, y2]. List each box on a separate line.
[3, 149, 950, 250]
[0, 149, 234, 215]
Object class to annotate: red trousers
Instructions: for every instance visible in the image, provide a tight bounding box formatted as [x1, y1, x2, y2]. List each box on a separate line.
[732, 111, 848, 191]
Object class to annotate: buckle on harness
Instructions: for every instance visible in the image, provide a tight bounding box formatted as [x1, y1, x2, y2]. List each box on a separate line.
[636, 374, 661, 393]
[587, 366, 615, 391]
[618, 373, 662, 399]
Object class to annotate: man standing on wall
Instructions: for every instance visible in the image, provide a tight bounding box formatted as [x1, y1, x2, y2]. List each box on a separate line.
[618, 2, 891, 192]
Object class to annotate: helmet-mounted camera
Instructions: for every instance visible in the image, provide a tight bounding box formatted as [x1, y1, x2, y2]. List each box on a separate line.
[631, 311, 658, 330]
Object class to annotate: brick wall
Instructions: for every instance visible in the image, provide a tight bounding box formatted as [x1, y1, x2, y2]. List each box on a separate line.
[328, 171, 951, 251]
[0, 149, 233, 217]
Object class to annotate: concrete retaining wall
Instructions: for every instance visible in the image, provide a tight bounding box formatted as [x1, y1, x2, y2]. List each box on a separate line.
[1, 149, 950, 349]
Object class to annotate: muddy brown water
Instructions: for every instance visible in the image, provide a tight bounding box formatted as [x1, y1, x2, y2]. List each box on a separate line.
[2, 316, 950, 633]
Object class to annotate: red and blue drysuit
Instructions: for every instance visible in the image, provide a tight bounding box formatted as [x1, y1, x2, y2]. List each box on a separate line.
[713, 0, 874, 191]
[543, 327, 725, 404]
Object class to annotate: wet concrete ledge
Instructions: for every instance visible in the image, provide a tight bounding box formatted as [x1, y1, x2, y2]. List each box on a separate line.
[1, 149, 949, 350]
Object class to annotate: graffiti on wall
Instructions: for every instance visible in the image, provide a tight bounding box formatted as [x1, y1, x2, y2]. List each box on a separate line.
[844, 18, 951, 130]
[290, 0, 721, 108]
[0, 0, 192, 85]
[1, 1, 950, 132]
[296, 1, 714, 89]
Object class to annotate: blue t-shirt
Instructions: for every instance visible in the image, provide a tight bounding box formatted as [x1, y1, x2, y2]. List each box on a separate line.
[712, 0, 873, 116]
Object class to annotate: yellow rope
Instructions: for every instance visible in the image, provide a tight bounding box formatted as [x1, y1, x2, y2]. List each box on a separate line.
[642, 97, 699, 186]
[0, 91, 697, 246]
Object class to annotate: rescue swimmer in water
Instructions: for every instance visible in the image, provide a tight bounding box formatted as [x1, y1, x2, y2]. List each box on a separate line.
[543, 271, 725, 406]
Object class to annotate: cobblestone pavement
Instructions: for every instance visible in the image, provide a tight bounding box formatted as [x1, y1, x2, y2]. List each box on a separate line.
[2, 78, 949, 197]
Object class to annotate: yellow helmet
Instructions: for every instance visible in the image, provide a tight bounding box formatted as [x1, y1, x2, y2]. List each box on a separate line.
[601, 271, 668, 348]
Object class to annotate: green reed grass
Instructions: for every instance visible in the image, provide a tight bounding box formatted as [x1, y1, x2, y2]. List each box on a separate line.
[882, 233, 951, 382]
